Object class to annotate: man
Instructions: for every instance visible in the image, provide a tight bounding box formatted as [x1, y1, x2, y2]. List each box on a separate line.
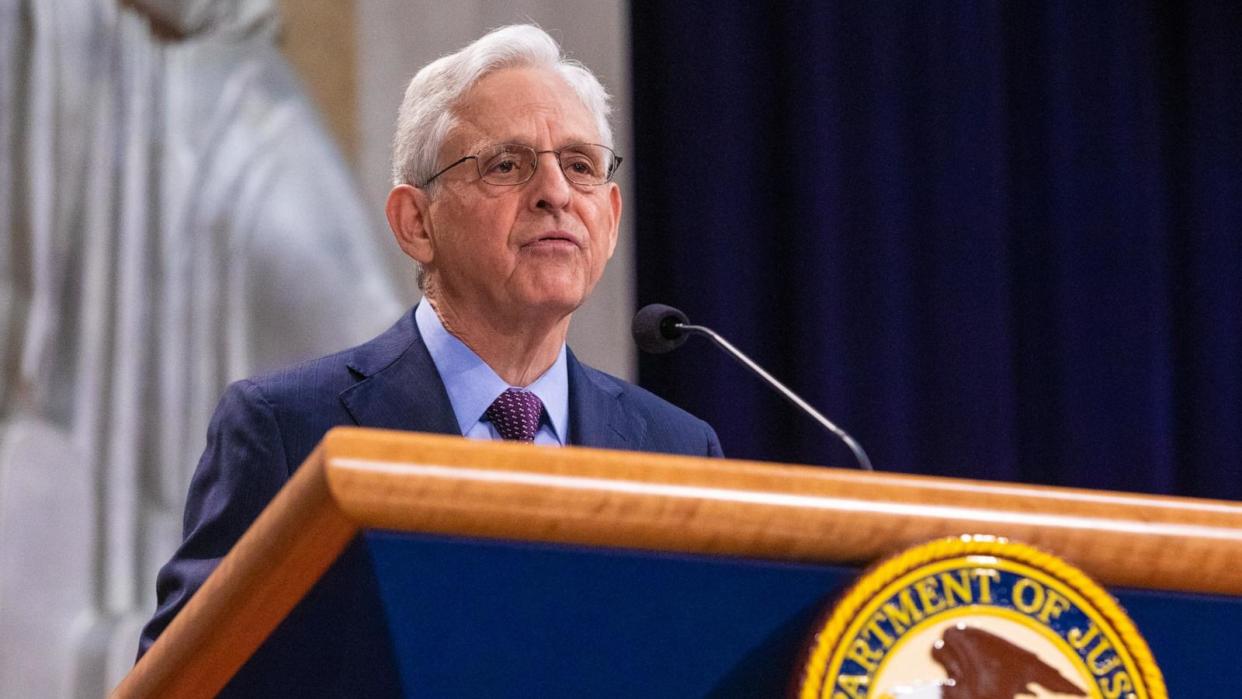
[138, 24, 720, 693]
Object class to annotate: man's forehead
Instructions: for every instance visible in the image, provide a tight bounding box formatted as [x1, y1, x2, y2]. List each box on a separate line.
[448, 66, 601, 148]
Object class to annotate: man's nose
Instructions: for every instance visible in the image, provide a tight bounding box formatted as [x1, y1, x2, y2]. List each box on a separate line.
[529, 151, 572, 211]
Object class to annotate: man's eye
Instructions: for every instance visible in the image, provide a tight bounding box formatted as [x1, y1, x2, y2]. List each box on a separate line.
[484, 156, 522, 175]
[563, 156, 597, 176]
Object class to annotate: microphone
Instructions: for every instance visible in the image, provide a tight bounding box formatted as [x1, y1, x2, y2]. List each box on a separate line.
[632, 304, 874, 471]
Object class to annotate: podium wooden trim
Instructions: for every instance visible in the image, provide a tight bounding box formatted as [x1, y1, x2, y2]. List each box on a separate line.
[113, 427, 1242, 698]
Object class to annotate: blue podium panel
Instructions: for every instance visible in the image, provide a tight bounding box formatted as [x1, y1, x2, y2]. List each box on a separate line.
[233, 531, 1242, 697]
[1114, 589, 1242, 696]
[367, 532, 856, 698]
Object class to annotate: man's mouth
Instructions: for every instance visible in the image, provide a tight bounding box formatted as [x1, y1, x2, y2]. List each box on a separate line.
[524, 231, 582, 248]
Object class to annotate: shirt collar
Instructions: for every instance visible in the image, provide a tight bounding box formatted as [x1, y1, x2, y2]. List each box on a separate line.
[415, 300, 569, 444]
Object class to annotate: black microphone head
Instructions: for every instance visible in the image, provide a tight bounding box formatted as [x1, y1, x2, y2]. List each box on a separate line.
[632, 304, 690, 354]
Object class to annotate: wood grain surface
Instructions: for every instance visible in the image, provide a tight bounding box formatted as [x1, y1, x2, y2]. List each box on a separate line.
[321, 427, 1242, 596]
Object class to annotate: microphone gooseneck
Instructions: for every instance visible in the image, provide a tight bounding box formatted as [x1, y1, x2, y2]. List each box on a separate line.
[632, 304, 874, 472]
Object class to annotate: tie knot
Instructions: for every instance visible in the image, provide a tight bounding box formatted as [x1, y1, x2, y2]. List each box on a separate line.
[484, 388, 544, 442]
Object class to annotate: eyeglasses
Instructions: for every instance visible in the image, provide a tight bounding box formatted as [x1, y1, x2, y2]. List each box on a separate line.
[420, 143, 622, 188]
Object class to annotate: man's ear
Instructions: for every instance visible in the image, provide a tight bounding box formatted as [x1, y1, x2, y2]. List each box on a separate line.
[386, 184, 434, 265]
[605, 182, 623, 259]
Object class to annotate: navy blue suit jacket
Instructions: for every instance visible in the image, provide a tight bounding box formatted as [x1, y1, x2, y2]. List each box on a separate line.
[139, 307, 721, 694]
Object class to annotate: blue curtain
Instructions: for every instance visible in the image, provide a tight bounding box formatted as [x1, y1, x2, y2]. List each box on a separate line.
[630, 2, 1241, 498]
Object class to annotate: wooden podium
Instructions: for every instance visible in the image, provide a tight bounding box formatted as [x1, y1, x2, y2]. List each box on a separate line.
[114, 427, 1242, 697]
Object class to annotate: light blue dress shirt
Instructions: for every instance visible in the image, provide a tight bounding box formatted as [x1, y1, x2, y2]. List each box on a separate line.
[415, 301, 569, 446]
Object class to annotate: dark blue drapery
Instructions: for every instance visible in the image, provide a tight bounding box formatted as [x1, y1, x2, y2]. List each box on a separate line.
[631, 2, 1241, 497]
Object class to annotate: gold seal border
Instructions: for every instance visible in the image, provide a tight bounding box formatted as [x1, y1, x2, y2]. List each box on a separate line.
[795, 535, 1167, 699]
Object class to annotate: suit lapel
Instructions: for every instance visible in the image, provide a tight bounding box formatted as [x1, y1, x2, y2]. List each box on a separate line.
[567, 350, 644, 450]
[338, 307, 460, 435]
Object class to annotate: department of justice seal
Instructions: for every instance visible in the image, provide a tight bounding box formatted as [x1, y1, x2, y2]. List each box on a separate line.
[795, 536, 1165, 699]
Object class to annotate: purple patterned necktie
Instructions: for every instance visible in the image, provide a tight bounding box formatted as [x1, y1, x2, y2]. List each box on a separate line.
[484, 388, 545, 442]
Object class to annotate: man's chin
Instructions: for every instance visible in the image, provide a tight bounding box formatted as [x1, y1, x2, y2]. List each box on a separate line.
[516, 272, 594, 309]
[519, 293, 586, 320]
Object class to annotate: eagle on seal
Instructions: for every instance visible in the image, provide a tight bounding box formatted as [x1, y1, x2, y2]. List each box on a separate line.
[929, 624, 1087, 698]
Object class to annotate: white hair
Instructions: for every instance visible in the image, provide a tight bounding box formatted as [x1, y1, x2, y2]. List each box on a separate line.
[391, 24, 614, 188]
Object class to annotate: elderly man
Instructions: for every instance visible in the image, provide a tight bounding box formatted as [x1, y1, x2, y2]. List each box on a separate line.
[138, 24, 720, 693]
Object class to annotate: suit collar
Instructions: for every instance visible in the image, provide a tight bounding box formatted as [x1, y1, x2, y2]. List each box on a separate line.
[567, 349, 645, 450]
[338, 306, 460, 435]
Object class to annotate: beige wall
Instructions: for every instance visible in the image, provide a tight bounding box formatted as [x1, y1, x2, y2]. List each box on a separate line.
[278, 0, 359, 164]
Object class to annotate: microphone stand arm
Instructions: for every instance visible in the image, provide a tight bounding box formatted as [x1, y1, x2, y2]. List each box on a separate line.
[676, 323, 874, 472]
